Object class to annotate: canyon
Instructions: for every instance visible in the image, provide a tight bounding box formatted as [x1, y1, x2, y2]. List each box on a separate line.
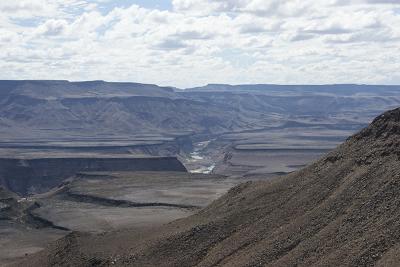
[2, 81, 400, 265]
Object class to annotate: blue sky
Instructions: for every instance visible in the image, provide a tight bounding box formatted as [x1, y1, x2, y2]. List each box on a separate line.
[0, 0, 399, 87]
[98, 0, 172, 13]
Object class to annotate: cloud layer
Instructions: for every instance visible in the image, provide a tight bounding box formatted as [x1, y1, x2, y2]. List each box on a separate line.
[1, 0, 399, 87]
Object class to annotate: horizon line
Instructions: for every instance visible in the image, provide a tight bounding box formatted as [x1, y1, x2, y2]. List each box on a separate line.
[1, 79, 400, 89]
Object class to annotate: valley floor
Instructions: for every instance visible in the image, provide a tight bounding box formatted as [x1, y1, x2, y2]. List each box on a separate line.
[0, 117, 369, 265]
[1, 171, 273, 265]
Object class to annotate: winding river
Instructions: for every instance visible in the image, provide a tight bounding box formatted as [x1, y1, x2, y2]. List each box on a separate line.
[188, 140, 216, 174]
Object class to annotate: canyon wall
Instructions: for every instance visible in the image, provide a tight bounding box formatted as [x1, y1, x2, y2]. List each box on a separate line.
[0, 157, 187, 195]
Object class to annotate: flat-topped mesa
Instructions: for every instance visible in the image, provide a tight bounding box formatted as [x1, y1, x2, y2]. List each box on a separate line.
[0, 157, 187, 196]
[14, 108, 400, 267]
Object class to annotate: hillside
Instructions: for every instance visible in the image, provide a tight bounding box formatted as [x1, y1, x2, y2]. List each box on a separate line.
[2, 80, 400, 176]
[17, 107, 400, 266]
[1, 171, 238, 265]
[1, 81, 400, 141]
[0, 80, 178, 99]
[0, 81, 241, 139]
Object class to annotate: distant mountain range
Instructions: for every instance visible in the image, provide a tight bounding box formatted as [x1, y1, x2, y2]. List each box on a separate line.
[190, 83, 400, 95]
[15, 104, 400, 267]
[1, 80, 400, 141]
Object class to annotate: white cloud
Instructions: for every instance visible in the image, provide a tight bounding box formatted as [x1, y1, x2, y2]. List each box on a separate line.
[0, 0, 399, 87]
[36, 19, 69, 36]
[0, 0, 57, 18]
[0, 29, 20, 44]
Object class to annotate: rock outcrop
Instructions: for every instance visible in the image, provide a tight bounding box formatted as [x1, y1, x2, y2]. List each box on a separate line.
[17, 107, 400, 267]
[0, 157, 187, 195]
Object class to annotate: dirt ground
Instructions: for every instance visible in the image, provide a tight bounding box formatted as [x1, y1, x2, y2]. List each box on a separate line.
[14, 107, 400, 267]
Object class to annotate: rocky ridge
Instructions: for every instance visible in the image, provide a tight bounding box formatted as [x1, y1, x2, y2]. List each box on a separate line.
[16, 107, 400, 266]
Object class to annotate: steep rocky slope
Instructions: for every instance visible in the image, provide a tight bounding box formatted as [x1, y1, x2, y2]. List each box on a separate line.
[18, 107, 400, 266]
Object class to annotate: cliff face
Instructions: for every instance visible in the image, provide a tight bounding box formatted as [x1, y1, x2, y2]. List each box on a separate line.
[18, 107, 400, 267]
[0, 157, 186, 196]
[2, 81, 400, 140]
[133, 106, 400, 267]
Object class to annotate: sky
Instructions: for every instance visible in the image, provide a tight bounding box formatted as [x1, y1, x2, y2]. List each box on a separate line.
[0, 0, 399, 88]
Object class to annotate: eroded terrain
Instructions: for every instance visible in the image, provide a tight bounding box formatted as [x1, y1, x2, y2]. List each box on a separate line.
[0, 171, 259, 264]
[2, 81, 400, 265]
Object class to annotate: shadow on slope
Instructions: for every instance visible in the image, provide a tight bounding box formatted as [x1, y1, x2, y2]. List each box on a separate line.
[15, 107, 400, 267]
